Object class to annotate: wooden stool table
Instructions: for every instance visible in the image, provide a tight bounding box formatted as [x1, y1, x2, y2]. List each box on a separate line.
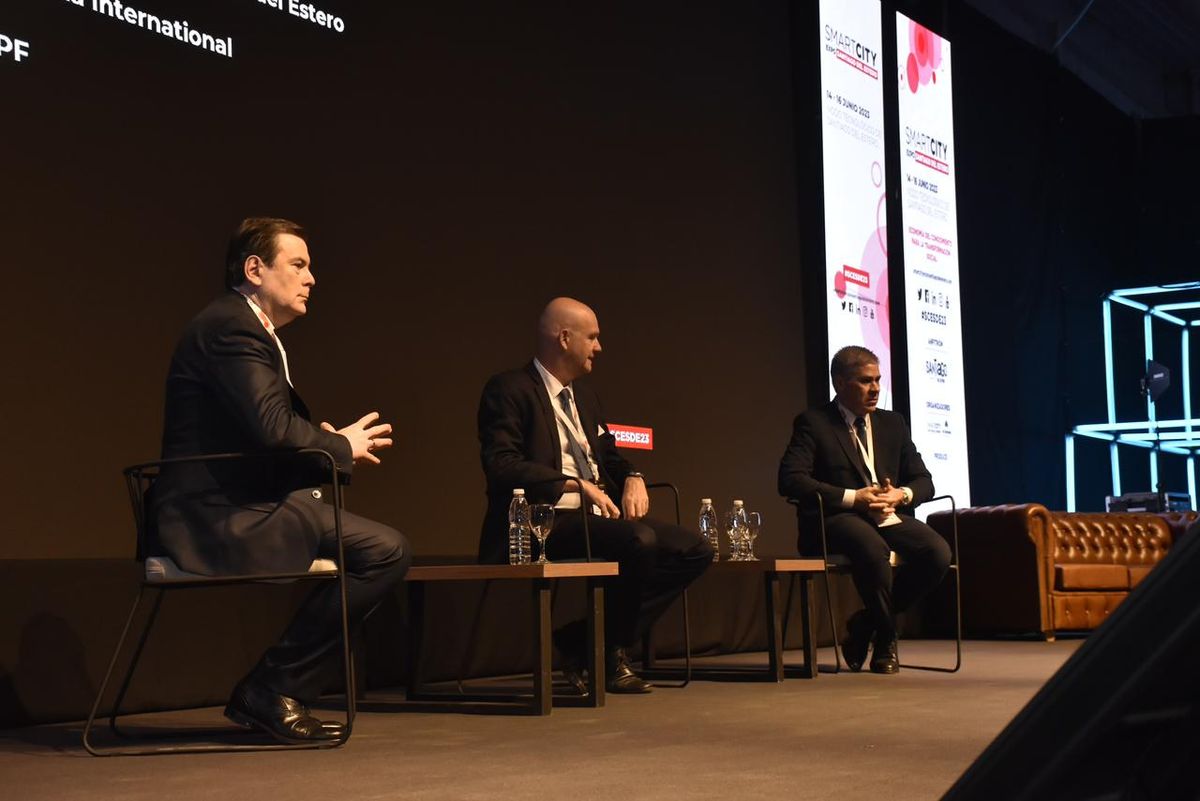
[387, 562, 619, 716]
[642, 558, 827, 683]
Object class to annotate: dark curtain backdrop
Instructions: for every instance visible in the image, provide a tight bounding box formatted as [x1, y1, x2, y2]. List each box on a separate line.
[1, 0, 806, 560]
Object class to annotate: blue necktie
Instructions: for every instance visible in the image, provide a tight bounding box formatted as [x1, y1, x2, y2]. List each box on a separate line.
[558, 388, 596, 482]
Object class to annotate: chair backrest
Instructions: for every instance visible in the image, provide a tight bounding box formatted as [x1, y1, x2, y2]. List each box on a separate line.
[122, 463, 159, 562]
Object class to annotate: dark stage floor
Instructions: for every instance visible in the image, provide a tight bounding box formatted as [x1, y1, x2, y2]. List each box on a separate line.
[0, 640, 1079, 801]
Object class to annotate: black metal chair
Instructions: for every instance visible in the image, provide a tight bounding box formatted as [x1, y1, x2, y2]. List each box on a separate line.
[788, 493, 962, 673]
[83, 449, 355, 756]
[639, 482, 693, 688]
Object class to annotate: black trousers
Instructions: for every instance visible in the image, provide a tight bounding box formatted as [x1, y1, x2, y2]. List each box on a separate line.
[545, 513, 713, 648]
[820, 512, 950, 643]
[251, 506, 411, 704]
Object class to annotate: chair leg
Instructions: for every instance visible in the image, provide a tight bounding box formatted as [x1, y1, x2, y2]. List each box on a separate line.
[898, 495, 962, 673]
[105, 586, 166, 737]
[336, 569, 356, 734]
[584, 577, 606, 706]
[83, 586, 149, 755]
[823, 568, 843, 674]
[899, 564, 963, 673]
[86, 583, 351, 756]
[681, 589, 692, 685]
[645, 589, 691, 689]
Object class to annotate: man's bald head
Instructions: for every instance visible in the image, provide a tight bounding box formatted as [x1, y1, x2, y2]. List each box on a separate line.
[538, 297, 595, 343]
[536, 297, 602, 383]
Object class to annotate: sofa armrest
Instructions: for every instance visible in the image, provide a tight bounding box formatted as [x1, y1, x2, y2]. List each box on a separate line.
[927, 503, 1053, 637]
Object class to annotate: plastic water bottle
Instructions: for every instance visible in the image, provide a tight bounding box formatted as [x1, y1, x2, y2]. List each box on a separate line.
[727, 499, 749, 561]
[699, 498, 720, 561]
[508, 488, 532, 565]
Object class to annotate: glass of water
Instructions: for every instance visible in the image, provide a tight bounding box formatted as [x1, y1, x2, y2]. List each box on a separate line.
[745, 511, 763, 561]
[530, 504, 555, 564]
[725, 511, 744, 560]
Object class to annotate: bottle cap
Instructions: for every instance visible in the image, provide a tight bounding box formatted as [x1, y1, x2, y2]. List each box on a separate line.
[733, 499, 744, 507]
[513, 488, 525, 496]
[701, 498, 713, 505]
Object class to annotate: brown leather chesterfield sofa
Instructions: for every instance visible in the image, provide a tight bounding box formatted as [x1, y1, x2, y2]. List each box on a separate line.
[926, 503, 1173, 640]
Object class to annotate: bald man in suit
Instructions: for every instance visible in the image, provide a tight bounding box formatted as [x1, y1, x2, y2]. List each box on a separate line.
[477, 297, 712, 694]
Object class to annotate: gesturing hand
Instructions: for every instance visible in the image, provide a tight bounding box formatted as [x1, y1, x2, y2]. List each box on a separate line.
[321, 411, 393, 465]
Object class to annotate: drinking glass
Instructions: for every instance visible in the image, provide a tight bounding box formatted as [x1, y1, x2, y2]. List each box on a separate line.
[725, 511, 744, 561]
[530, 504, 555, 564]
[746, 512, 763, 561]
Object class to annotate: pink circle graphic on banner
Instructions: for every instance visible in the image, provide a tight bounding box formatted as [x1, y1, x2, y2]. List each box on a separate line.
[906, 20, 942, 94]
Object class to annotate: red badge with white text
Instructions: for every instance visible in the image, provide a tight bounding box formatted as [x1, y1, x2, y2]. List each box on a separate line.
[607, 423, 654, 451]
[842, 265, 871, 288]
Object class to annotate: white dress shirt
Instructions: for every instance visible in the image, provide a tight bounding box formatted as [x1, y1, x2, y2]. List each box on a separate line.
[238, 292, 293, 387]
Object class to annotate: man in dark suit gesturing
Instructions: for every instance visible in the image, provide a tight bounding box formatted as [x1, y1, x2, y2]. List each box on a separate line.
[478, 297, 712, 694]
[150, 218, 411, 742]
[778, 346, 950, 674]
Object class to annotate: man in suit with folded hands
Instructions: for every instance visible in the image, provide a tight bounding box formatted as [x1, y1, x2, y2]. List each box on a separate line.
[777, 345, 950, 674]
[150, 217, 411, 742]
[477, 297, 712, 694]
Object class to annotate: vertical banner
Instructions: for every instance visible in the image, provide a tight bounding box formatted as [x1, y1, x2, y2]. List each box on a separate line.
[819, 0, 891, 405]
[896, 14, 971, 509]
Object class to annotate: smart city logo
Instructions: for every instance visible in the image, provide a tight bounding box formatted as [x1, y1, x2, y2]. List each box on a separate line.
[905, 127, 950, 174]
[825, 26, 879, 79]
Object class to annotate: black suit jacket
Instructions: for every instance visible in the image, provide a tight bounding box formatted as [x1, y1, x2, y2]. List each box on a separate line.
[476, 362, 637, 563]
[148, 292, 353, 575]
[777, 401, 934, 550]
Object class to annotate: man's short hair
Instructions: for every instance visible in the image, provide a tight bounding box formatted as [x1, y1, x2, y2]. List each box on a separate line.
[224, 217, 306, 290]
[830, 345, 880, 381]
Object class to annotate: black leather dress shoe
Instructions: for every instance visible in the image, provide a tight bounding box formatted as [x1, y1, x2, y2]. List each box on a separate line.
[554, 622, 590, 695]
[606, 648, 653, 694]
[224, 681, 346, 744]
[841, 610, 873, 672]
[869, 638, 900, 675]
[559, 663, 590, 695]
